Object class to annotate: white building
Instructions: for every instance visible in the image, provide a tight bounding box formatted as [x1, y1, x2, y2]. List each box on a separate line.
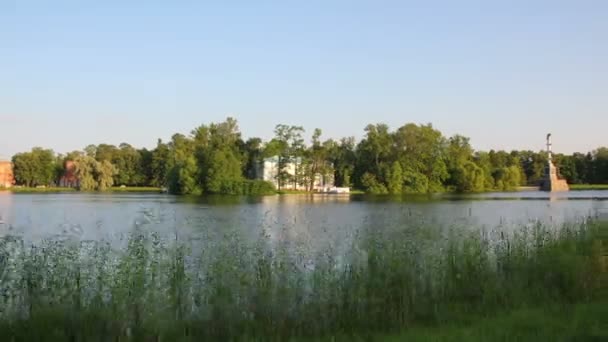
[257, 156, 335, 191]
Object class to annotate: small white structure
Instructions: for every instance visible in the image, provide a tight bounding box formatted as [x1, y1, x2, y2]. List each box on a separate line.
[324, 187, 350, 194]
[257, 156, 335, 191]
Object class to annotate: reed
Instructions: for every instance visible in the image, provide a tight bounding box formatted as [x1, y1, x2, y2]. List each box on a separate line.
[0, 220, 605, 340]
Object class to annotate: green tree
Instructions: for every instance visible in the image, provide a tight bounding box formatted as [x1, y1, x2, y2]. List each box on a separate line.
[453, 161, 485, 192]
[12, 148, 57, 187]
[73, 155, 117, 191]
[97, 160, 117, 191]
[191, 117, 244, 194]
[393, 123, 448, 192]
[304, 128, 332, 191]
[111, 143, 144, 186]
[267, 124, 305, 190]
[591, 147, 608, 184]
[328, 137, 356, 187]
[241, 137, 263, 179]
[387, 161, 403, 194]
[166, 134, 198, 195]
[151, 139, 171, 187]
[73, 155, 97, 191]
[361, 172, 388, 194]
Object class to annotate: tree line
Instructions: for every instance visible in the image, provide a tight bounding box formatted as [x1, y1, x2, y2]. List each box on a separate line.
[9, 118, 608, 194]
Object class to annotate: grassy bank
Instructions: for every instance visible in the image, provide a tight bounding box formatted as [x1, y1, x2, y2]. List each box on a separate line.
[571, 184, 608, 191]
[4, 186, 162, 193]
[306, 301, 608, 341]
[109, 186, 163, 193]
[0, 220, 606, 341]
[4, 186, 77, 193]
[277, 189, 365, 195]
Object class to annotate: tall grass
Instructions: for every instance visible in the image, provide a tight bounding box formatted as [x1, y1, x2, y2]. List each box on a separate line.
[0, 220, 605, 340]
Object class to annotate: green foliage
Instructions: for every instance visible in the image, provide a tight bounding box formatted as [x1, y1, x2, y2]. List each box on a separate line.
[394, 123, 449, 191]
[267, 124, 306, 190]
[403, 167, 429, 193]
[150, 139, 171, 187]
[493, 165, 523, 191]
[11, 147, 58, 187]
[204, 149, 245, 193]
[387, 161, 403, 194]
[73, 155, 118, 191]
[453, 161, 485, 192]
[8, 118, 608, 194]
[215, 179, 276, 195]
[168, 156, 199, 195]
[361, 172, 388, 194]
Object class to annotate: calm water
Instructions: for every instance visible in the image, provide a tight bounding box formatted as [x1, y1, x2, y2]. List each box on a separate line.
[0, 191, 607, 246]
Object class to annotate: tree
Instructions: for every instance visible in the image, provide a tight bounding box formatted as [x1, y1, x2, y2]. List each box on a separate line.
[151, 139, 171, 187]
[328, 137, 356, 187]
[191, 117, 244, 194]
[73, 155, 117, 191]
[12, 148, 57, 187]
[445, 135, 473, 189]
[591, 147, 608, 184]
[304, 128, 332, 191]
[112, 143, 144, 186]
[387, 161, 403, 194]
[97, 160, 117, 191]
[241, 137, 263, 179]
[73, 155, 97, 191]
[453, 161, 485, 192]
[168, 156, 199, 195]
[166, 133, 198, 195]
[267, 124, 305, 190]
[361, 172, 388, 194]
[393, 123, 448, 192]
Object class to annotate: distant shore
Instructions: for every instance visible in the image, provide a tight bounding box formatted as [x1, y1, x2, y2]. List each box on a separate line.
[2, 186, 162, 193]
[2, 184, 607, 194]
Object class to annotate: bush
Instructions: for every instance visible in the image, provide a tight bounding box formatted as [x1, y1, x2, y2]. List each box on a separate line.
[213, 179, 276, 195]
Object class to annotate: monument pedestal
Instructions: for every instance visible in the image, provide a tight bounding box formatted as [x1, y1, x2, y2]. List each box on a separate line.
[540, 161, 569, 192]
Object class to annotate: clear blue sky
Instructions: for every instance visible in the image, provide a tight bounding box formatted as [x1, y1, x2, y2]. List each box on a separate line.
[2, 0, 607, 159]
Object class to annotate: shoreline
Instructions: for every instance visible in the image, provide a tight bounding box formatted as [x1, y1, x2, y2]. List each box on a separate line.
[2, 184, 607, 195]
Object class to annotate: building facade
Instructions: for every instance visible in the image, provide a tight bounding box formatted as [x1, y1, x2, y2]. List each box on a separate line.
[59, 161, 80, 188]
[257, 156, 335, 191]
[0, 161, 14, 188]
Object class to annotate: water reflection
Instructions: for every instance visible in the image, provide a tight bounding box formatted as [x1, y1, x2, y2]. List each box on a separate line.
[0, 191, 605, 246]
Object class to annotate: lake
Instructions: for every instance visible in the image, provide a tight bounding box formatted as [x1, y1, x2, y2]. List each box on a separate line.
[1, 191, 607, 247]
[1, 190, 607, 340]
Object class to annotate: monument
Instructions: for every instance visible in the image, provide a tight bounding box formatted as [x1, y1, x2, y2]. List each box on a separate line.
[540, 133, 569, 192]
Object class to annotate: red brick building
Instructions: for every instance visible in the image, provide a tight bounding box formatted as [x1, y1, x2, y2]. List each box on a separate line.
[59, 160, 80, 188]
[0, 161, 14, 188]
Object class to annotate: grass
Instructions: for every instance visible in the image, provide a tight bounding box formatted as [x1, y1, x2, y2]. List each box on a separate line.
[308, 301, 608, 341]
[5, 186, 77, 193]
[109, 186, 163, 193]
[571, 184, 608, 191]
[4, 186, 162, 193]
[0, 219, 606, 341]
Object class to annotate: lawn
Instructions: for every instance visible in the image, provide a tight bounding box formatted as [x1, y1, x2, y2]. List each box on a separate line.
[570, 184, 608, 190]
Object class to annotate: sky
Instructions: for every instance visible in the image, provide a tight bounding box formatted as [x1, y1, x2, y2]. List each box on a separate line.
[1, 0, 607, 159]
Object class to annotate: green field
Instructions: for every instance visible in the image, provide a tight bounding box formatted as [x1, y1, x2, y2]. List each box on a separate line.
[0, 219, 606, 341]
[4, 186, 77, 193]
[570, 184, 608, 190]
[4, 186, 162, 193]
[109, 186, 163, 193]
